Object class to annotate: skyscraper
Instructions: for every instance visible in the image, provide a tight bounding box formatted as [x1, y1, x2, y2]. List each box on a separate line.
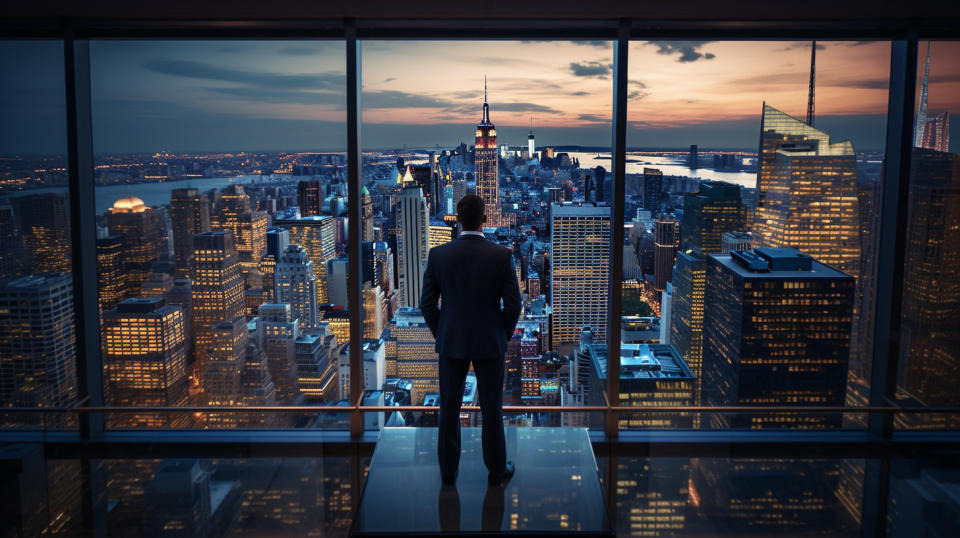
[102, 297, 189, 427]
[393, 307, 438, 404]
[275, 245, 319, 330]
[754, 104, 860, 279]
[259, 303, 301, 404]
[896, 148, 960, 426]
[298, 180, 324, 216]
[653, 215, 678, 292]
[396, 185, 429, 308]
[211, 185, 268, 269]
[15, 193, 71, 275]
[96, 235, 126, 313]
[204, 316, 277, 427]
[550, 202, 611, 352]
[680, 181, 747, 255]
[191, 231, 244, 384]
[275, 216, 337, 304]
[428, 220, 452, 248]
[107, 196, 164, 291]
[642, 168, 664, 213]
[701, 248, 854, 429]
[920, 112, 951, 153]
[170, 188, 210, 278]
[0, 274, 77, 412]
[295, 332, 339, 402]
[669, 250, 706, 407]
[361, 185, 375, 242]
[474, 78, 501, 227]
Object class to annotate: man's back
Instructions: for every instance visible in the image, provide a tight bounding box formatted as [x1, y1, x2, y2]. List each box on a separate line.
[420, 234, 521, 360]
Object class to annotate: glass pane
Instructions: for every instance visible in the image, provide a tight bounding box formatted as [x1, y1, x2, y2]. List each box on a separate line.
[0, 40, 78, 429]
[621, 41, 890, 429]
[360, 40, 612, 428]
[90, 40, 348, 428]
[895, 40, 960, 430]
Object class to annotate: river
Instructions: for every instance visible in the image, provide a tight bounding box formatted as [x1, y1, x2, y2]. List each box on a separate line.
[569, 152, 757, 189]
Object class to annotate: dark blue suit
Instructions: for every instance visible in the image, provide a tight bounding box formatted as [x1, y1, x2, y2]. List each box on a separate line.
[420, 234, 522, 478]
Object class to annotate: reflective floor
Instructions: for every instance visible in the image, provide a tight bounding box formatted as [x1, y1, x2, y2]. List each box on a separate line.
[1, 434, 958, 536]
[351, 427, 611, 535]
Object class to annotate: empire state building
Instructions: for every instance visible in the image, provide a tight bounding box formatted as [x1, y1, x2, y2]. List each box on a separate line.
[474, 79, 501, 227]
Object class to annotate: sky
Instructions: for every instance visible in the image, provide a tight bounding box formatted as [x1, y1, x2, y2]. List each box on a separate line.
[1, 39, 959, 155]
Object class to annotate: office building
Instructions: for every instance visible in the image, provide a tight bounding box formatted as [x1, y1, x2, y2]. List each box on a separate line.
[96, 235, 126, 313]
[275, 216, 337, 304]
[361, 185, 375, 242]
[550, 202, 611, 352]
[429, 221, 452, 248]
[275, 245, 319, 330]
[653, 215, 678, 292]
[191, 231, 245, 377]
[298, 180, 324, 216]
[669, 251, 706, 407]
[642, 168, 664, 212]
[325, 257, 349, 308]
[474, 80, 502, 227]
[204, 317, 277, 427]
[702, 248, 854, 429]
[211, 185, 268, 269]
[689, 144, 698, 169]
[0, 274, 77, 410]
[295, 332, 339, 402]
[102, 297, 189, 428]
[396, 185, 429, 308]
[170, 188, 210, 277]
[680, 181, 746, 255]
[107, 196, 164, 291]
[393, 307, 438, 404]
[721, 231, 752, 253]
[14, 193, 72, 275]
[259, 303, 301, 404]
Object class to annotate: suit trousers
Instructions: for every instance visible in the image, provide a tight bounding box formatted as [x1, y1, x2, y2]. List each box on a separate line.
[437, 354, 507, 478]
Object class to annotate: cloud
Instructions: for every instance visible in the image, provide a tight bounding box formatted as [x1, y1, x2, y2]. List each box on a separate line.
[628, 80, 650, 100]
[382, 77, 397, 83]
[647, 41, 717, 63]
[206, 86, 345, 106]
[142, 57, 345, 90]
[363, 90, 455, 109]
[577, 113, 609, 123]
[774, 42, 826, 52]
[278, 46, 323, 56]
[569, 61, 611, 77]
[570, 91, 591, 96]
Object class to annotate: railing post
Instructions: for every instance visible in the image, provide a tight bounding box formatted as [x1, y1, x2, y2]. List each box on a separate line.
[606, 18, 630, 440]
[346, 18, 364, 438]
[64, 30, 104, 439]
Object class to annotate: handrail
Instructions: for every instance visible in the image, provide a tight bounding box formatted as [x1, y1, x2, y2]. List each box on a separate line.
[3, 405, 960, 414]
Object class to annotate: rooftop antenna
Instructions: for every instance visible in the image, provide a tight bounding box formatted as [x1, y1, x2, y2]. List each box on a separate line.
[915, 41, 931, 147]
[805, 40, 816, 127]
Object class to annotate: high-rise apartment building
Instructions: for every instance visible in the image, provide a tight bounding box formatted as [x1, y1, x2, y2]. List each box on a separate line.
[701, 248, 854, 429]
[550, 202, 611, 351]
[259, 303, 301, 404]
[653, 215, 679, 292]
[474, 81, 501, 227]
[107, 196, 164, 291]
[275, 216, 337, 304]
[102, 297, 188, 427]
[0, 274, 77, 411]
[275, 245, 318, 330]
[297, 180, 324, 216]
[755, 104, 860, 279]
[680, 181, 747, 255]
[191, 231, 244, 381]
[170, 188, 210, 277]
[396, 186, 429, 308]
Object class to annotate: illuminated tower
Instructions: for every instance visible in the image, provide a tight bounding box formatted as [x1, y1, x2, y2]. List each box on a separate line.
[755, 104, 860, 279]
[96, 235, 126, 314]
[0, 274, 77, 412]
[0, 204, 22, 279]
[361, 185, 375, 242]
[170, 188, 210, 278]
[550, 202, 611, 352]
[211, 185, 267, 269]
[474, 77, 501, 227]
[669, 250, 706, 409]
[295, 332, 338, 401]
[396, 185, 429, 308]
[702, 248, 854, 429]
[428, 220, 453, 248]
[393, 307, 439, 404]
[275, 216, 336, 304]
[806, 40, 816, 127]
[528, 117, 536, 157]
[275, 244, 318, 331]
[107, 196, 164, 291]
[680, 181, 747, 255]
[915, 42, 931, 147]
[102, 297, 188, 428]
[297, 180, 324, 216]
[15, 193, 71, 275]
[259, 303, 301, 404]
[191, 231, 244, 386]
[204, 317, 247, 427]
[920, 112, 951, 153]
[653, 215, 678, 292]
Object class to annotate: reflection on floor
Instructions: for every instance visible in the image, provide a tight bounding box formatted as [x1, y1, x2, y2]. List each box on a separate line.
[351, 427, 612, 536]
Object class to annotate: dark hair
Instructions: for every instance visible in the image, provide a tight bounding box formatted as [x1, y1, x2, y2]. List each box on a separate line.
[456, 194, 486, 230]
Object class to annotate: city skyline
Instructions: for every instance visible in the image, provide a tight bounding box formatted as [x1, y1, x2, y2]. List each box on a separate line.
[5, 40, 960, 156]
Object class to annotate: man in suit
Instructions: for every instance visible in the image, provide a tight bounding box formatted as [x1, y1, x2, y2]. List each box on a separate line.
[420, 194, 522, 487]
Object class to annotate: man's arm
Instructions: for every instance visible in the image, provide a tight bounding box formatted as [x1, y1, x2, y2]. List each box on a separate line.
[420, 249, 441, 338]
[500, 252, 522, 339]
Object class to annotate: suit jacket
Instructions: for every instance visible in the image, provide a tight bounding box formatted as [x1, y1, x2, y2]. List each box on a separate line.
[420, 234, 522, 360]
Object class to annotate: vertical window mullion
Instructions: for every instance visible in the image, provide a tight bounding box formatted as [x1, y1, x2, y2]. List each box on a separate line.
[346, 18, 364, 438]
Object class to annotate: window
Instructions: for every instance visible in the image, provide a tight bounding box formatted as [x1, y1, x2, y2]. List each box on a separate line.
[0, 40, 77, 429]
[90, 40, 348, 428]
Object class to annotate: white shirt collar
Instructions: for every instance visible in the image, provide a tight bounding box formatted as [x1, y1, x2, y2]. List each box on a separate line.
[460, 230, 485, 237]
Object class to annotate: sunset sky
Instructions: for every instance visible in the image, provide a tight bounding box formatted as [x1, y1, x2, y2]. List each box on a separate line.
[2, 39, 958, 154]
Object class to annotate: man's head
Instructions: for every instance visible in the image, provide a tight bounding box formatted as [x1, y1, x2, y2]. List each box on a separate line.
[456, 194, 486, 231]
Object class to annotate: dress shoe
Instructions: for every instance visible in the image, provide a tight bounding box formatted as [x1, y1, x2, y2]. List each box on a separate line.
[442, 470, 458, 486]
[487, 461, 515, 486]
